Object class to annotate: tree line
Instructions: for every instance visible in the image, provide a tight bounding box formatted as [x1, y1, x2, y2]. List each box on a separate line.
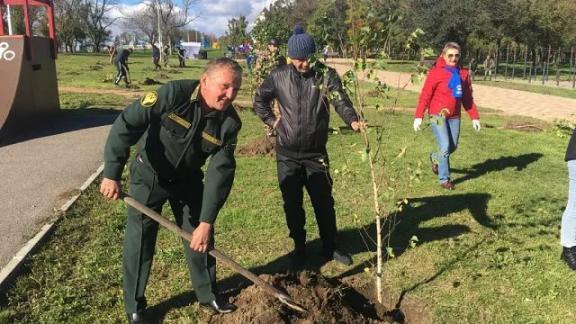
[224, 0, 576, 60]
[1, 0, 214, 53]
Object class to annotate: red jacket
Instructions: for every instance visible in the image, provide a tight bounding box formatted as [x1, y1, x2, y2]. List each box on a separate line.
[414, 57, 479, 120]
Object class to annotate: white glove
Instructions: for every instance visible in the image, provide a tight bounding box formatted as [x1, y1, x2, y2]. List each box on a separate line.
[413, 118, 423, 132]
[472, 119, 481, 132]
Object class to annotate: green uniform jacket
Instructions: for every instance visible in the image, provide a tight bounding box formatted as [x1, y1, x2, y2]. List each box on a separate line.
[103, 80, 242, 224]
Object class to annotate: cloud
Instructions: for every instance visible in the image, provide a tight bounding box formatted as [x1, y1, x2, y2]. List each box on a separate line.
[110, 0, 269, 37]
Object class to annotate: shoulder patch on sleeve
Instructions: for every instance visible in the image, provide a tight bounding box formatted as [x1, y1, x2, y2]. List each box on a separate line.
[140, 91, 158, 107]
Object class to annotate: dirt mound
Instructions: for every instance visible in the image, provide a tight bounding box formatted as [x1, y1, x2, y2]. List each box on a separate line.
[208, 272, 392, 324]
[502, 122, 544, 132]
[141, 77, 163, 85]
[236, 135, 276, 157]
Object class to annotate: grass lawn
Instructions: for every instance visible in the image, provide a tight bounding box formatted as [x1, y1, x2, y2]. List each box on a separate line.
[55, 49, 224, 91]
[1, 53, 575, 323]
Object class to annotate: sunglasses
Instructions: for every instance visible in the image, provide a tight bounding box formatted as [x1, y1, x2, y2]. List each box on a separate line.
[446, 53, 461, 59]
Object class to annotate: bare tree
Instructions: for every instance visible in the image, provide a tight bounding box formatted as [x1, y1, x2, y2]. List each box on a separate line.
[121, 4, 157, 45]
[54, 0, 86, 52]
[121, 0, 199, 47]
[80, 0, 118, 52]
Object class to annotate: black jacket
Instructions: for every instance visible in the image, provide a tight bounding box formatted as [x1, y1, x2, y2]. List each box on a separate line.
[254, 63, 358, 157]
[115, 49, 131, 64]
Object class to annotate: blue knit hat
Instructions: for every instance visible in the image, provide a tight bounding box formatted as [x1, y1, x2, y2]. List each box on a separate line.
[287, 25, 316, 59]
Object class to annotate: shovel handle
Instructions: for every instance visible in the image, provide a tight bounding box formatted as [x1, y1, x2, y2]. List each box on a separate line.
[121, 194, 303, 310]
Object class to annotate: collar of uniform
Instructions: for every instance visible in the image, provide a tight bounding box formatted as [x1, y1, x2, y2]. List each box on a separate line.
[204, 109, 221, 119]
[191, 99, 223, 120]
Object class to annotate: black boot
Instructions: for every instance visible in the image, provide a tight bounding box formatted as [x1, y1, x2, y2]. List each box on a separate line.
[126, 311, 149, 324]
[200, 299, 237, 314]
[561, 246, 576, 271]
[323, 249, 352, 266]
[290, 243, 307, 269]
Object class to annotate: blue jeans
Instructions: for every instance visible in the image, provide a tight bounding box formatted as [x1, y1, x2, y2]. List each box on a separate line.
[561, 160, 576, 247]
[430, 116, 460, 183]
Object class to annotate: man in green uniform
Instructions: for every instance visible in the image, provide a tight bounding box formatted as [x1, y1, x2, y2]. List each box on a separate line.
[100, 58, 243, 323]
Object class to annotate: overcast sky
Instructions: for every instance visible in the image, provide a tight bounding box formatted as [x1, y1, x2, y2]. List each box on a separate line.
[113, 0, 270, 37]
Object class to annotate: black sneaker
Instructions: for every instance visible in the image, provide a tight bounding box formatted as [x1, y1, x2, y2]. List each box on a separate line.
[290, 247, 307, 269]
[324, 249, 353, 266]
[561, 246, 576, 271]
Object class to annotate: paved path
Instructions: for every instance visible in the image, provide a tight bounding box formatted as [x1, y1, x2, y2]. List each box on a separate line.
[329, 62, 576, 122]
[0, 113, 115, 269]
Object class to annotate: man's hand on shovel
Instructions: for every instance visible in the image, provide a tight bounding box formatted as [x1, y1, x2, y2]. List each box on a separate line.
[190, 222, 212, 253]
[100, 177, 121, 200]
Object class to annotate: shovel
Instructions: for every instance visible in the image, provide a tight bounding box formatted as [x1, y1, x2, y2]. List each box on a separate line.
[121, 194, 306, 313]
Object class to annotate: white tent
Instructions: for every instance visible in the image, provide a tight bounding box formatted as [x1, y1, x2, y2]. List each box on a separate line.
[180, 42, 202, 59]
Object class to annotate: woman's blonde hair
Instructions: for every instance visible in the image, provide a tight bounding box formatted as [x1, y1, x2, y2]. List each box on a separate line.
[441, 42, 461, 55]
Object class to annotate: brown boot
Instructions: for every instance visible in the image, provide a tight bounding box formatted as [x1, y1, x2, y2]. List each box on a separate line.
[440, 180, 455, 190]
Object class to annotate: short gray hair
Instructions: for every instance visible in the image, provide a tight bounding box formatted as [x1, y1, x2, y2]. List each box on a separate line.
[204, 57, 243, 81]
[441, 42, 461, 55]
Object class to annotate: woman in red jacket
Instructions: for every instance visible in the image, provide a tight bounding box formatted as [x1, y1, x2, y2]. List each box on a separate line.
[413, 42, 481, 190]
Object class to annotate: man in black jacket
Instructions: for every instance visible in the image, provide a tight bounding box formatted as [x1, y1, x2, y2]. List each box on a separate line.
[152, 44, 161, 71]
[254, 26, 363, 267]
[114, 47, 133, 86]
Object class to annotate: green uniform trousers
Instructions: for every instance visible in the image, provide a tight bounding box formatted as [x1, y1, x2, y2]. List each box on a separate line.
[123, 159, 216, 313]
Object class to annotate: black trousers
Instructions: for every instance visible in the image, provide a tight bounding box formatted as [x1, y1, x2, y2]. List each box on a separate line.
[115, 61, 129, 84]
[276, 153, 337, 254]
[153, 56, 161, 70]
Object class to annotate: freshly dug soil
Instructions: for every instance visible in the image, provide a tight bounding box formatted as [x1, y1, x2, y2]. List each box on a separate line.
[236, 135, 276, 157]
[502, 122, 543, 132]
[141, 78, 163, 85]
[207, 272, 394, 324]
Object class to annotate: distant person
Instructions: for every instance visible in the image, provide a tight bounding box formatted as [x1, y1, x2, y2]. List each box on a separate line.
[483, 55, 495, 81]
[322, 45, 330, 63]
[108, 45, 117, 64]
[240, 40, 255, 74]
[267, 38, 287, 67]
[177, 46, 186, 67]
[254, 37, 286, 84]
[162, 45, 170, 67]
[469, 58, 478, 81]
[100, 58, 243, 322]
[561, 129, 576, 271]
[413, 42, 481, 190]
[114, 48, 133, 87]
[152, 44, 162, 71]
[254, 25, 364, 268]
